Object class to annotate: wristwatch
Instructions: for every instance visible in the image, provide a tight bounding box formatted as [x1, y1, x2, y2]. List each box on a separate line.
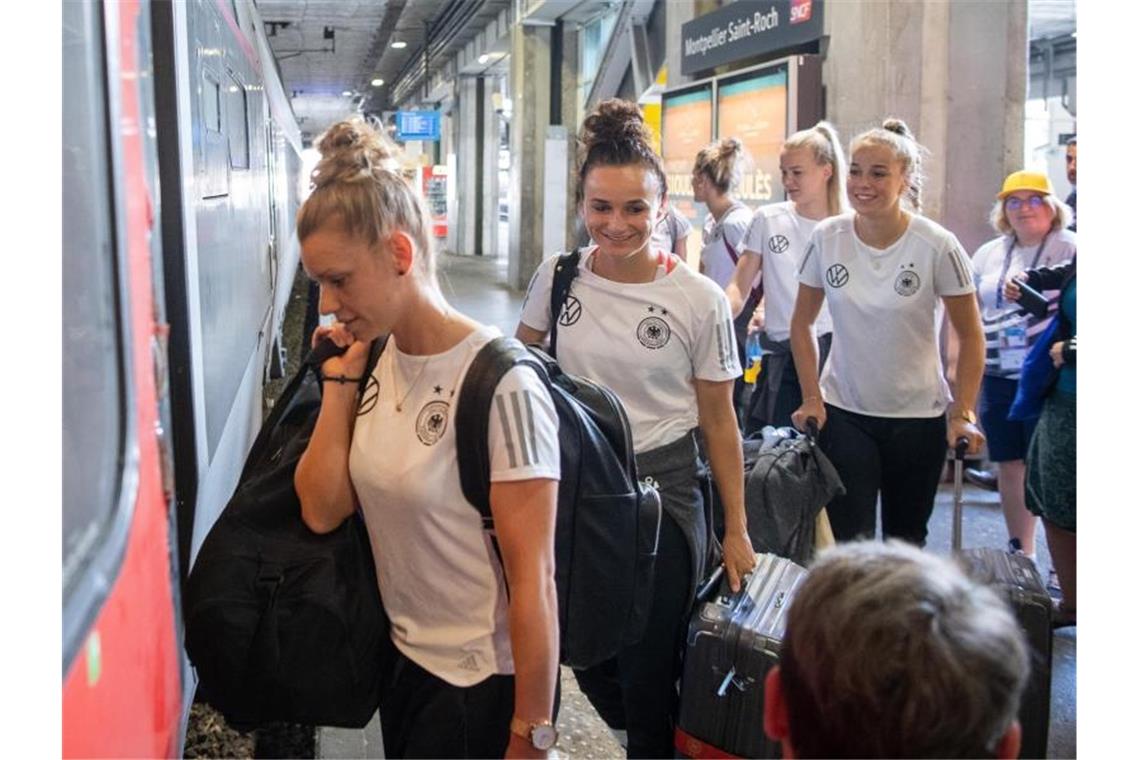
[953, 408, 978, 425]
[510, 717, 558, 751]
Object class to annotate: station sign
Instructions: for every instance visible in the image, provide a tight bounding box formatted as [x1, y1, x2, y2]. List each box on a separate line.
[396, 110, 441, 141]
[681, 0, 825, 76]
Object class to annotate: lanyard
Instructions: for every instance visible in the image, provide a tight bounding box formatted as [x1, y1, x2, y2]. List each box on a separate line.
[995, 234, 1048, 308]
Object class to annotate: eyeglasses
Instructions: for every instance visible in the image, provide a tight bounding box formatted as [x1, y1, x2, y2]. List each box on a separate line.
[1005, 195, 1045, 212]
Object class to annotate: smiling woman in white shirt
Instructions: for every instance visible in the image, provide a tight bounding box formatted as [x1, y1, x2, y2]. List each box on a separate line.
[516, 99, 756, 758]
[789, 118, 986, 546]
[293, 117, 560, 758]
[723, 121, 847, 433]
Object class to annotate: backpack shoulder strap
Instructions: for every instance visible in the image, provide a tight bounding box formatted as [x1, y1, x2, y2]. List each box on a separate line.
[548, 250, 582, 359]
[455, 336, 545, 520]
[360, 336, 386, 393]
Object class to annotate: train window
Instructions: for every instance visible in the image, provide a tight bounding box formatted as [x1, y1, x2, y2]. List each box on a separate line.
[62, 0, 127, 597]
[226, 71, 249, 170]
[203, 71, 221, 132]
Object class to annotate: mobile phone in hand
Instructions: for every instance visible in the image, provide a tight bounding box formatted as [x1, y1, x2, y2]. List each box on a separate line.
[1015, 281, 1049, 318]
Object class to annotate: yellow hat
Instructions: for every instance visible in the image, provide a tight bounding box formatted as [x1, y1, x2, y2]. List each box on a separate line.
[997, 170, 1054, 199]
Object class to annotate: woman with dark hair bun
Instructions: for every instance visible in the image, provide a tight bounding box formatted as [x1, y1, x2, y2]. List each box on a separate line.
[294, 117, 560, 758]
[789, 118, 986, 547]
[517, 99, 756, 758]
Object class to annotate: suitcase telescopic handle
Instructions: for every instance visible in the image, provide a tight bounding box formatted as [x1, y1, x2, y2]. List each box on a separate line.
[695, 565, 725, 603]
[951, 437, 969, 551]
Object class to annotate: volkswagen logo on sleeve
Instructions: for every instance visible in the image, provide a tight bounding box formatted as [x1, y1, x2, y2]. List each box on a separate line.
[894, 266, 921, 296]
[558, 295, 583, 326]
[825, 264, 850, 288]
[768, 234, 790, 254]
[637, 305, 671, 349]
[415, 400, 450, 445]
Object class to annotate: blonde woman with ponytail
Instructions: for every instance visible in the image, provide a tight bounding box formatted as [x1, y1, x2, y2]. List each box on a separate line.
[789, 118, 986, 547]
[294, 118, 560, 758]
[725, 121, 846, 433]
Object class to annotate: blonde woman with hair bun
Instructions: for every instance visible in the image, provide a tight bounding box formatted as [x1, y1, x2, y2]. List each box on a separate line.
[789, 118, 986, 547]
[294, 117, 560, 758]
[691, 137, 753, 415]
[724, 121, 847, 433]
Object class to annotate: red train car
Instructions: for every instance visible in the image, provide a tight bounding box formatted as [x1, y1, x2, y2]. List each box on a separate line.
[62, 1, 303, 754]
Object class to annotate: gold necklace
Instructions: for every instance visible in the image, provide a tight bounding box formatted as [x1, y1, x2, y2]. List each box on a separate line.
[390, 352, 430, 413]
[389, 335, 481, 413]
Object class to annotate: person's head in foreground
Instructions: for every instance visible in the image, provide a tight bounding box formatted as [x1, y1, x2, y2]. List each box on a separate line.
[764, 541, 1029, 759]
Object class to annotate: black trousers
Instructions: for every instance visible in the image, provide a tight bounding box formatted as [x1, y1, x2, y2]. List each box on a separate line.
[379, 652, 514, 758]
[573, 511, 693, 758]
[820, 404, 948, 546]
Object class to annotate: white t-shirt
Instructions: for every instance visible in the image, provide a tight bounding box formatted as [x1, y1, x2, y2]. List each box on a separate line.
[520, 248, 741, 452]
[349, 326, 560, 687]
[741, 201, 834, 342]
[700, 201, 752, 288]
[651, 205, 693, 254]
[798, 213, 976, 418]
[972, 230, 1076, 379]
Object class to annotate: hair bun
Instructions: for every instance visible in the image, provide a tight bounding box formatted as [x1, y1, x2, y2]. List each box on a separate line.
[310, 116, 399, 190]
[881, 117, 912, 139]
[581, 98, 652, 150]
[720, 137, 744, 157]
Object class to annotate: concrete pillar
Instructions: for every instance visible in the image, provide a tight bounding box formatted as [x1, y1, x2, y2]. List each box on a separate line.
[560, 23, 583, 249]
[508, 21, 552, 290]
[454, 76, 480, 256]
[481, 75, 501, 258]
[823, 0, 1027, 253]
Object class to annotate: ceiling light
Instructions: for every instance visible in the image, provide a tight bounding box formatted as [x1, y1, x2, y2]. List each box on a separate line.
[391, 40, 407, 49]
[371, 78, 384, 87]
[478, 54, 490, 64]
[342, 90, 353, 97]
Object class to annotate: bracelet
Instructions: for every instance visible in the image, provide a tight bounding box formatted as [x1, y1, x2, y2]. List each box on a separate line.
[321, 373, 363, 384]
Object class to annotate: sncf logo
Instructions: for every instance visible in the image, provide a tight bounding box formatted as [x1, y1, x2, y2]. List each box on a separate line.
[790, 0, 813, 25]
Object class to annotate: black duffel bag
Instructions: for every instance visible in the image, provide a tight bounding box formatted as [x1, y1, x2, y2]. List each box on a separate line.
[184, 339, 391, 729]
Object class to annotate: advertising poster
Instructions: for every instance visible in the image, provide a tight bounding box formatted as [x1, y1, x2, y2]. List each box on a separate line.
[716, 67, 788, 205]
[661, 86, 713, 259]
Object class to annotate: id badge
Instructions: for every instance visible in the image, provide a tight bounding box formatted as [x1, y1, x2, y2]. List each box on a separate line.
[999, 347, 1027, 371]
[1002, 325, 1028, 349]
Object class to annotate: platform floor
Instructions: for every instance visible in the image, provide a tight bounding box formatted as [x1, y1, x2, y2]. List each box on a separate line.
[319, 251, 1076, 759]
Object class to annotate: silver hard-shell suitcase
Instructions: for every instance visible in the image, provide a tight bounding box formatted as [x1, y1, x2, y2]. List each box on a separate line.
[675, 553, 807, 759]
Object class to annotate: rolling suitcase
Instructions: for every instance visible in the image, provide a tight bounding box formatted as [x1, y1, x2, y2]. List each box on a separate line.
[675, 554, 808, 759]
[951, 441, 1053, 759]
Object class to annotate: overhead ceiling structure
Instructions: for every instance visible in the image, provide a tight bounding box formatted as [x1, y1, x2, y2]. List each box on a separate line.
[254, 0, 1076, 144]
[256, 0, 511, 144]
[1028, 0, 1076, 41]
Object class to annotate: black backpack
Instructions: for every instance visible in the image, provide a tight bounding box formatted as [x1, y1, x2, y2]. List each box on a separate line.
[184, 339, 392, 729]
[455, 252, 662, 670]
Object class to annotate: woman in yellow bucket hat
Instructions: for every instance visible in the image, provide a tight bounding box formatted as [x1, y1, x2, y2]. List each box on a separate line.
[970, 170, 1074, 572]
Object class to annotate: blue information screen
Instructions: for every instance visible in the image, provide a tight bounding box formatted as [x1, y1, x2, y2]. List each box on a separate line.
[396, 110, 440, 141]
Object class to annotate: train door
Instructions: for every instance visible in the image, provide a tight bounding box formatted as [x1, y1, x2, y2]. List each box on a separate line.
[62, 0, 183, 756]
